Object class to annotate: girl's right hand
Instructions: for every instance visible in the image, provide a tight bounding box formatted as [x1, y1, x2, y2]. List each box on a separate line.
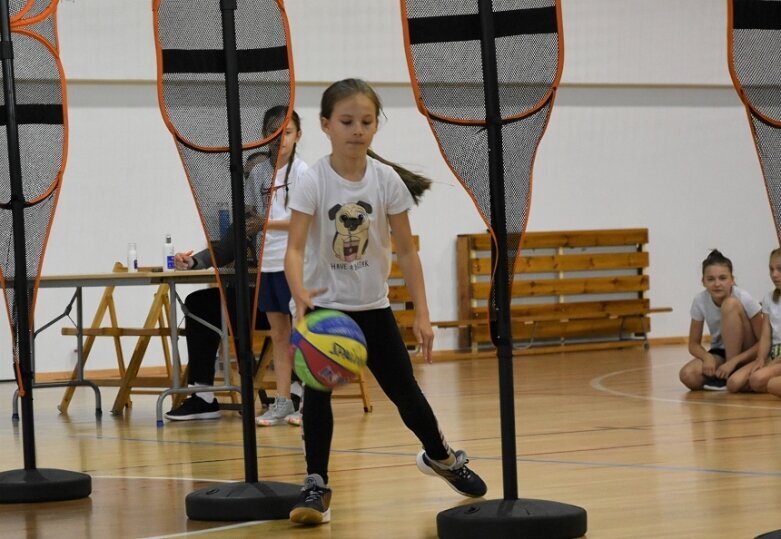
[292, 287, 326, 323]
[702, 353, 718, 377]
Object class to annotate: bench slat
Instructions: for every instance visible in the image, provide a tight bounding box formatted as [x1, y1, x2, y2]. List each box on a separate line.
[471, 251, 649, 275]
[470, 274, 649, 298]
[473, 299, 649, 318]
[471, 317, 649, 342]
[463, 228, 649, 251]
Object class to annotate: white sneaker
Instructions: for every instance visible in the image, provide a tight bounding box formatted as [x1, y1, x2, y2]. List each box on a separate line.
[255, 396, 295, 426]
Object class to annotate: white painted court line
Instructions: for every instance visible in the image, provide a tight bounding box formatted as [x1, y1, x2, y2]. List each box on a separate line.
[590, 361, 781, 411]
[144, 520, 269, 538]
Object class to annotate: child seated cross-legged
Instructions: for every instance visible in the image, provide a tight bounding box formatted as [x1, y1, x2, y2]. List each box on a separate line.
[748, 248, 781, 395]
[679, 249, 762, 392]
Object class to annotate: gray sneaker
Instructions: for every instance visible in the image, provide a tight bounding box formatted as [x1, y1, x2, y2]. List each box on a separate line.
[255, 396, 295, 426]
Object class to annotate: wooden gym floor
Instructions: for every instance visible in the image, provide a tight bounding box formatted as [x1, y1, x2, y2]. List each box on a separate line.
[3, 344, 781, 538]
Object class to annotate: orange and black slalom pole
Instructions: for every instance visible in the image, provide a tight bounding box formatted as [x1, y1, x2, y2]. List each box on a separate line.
[729, 3, 781, 536]
[401, 1, 586, 537]
[0, 0, 90, 503]
[154, 0, 299, 521]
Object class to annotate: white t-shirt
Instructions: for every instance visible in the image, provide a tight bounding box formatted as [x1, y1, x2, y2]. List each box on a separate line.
[689, 286, 761, 349]
[761, 291, 781, 346]
[288, 155, 414, 311]
[245, 156, 307, 272]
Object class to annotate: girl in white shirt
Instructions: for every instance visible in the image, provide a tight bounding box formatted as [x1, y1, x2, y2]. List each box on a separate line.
[679, 249, 762, 392]
[749, 248, 781, 394]
[285, 78, 486, 526]
[166, 107, 305, 423]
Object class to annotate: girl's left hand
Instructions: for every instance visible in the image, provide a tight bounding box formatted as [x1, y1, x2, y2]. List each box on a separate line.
[413, 316, 434, 364]
[715, 359, 737, 379]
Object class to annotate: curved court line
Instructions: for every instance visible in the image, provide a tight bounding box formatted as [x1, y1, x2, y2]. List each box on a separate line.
[590, 361, 781, 411]
[146, 521, 269, 538]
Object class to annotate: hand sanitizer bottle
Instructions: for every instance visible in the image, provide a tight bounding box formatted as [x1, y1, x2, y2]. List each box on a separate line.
[127, 242, 138, 273]
[163, 234, 175, 271]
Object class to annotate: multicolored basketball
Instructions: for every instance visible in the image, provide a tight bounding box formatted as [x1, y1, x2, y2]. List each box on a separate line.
[291, 309, 367, 391]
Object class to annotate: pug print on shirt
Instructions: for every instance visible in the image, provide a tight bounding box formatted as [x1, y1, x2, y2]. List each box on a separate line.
[328, 201, 373, 262]
[288, 155, 414, 310]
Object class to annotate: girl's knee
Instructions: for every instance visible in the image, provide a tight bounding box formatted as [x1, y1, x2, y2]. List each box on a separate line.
[768, 378, 781, 398]
[679, 367, 702, 390]
[679, 360, 700, 376]
[749, 370, 767, 392]
[388, 387, 426, 413]
[720, 296, 741, 313]
[726, 376, 746, 393]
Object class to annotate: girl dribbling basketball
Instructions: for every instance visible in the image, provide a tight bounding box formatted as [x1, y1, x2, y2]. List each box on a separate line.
[284, 78, 487, 525]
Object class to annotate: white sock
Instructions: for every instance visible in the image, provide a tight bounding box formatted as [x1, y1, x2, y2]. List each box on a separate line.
[192, 384, 214, 403]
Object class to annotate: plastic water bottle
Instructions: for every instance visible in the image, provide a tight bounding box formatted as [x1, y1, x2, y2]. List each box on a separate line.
[127, 243, 138, 273]
[163, 234, 175, 271]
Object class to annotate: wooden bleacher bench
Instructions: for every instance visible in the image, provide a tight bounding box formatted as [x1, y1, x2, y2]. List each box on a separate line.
[451, 228, 671, 355]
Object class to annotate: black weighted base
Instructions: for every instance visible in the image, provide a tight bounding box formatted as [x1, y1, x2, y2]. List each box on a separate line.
[186, 480, 300, 521]
[756, 531, 781, 539]
[437, 498, 587, 539]
[0, 468, 91, 503]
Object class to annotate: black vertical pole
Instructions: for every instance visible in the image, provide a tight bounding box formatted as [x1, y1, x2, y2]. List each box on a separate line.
[0, 0, 89, 504]
[478, 0, 518, 500]
[437, 5, 586, 537]
[0, 0, 36, 471]
[186, 1, 299, 520]
[220, 0, 258, 483]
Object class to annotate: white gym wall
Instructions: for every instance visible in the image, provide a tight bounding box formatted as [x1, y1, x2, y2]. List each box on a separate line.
[0, 1, 773, 378]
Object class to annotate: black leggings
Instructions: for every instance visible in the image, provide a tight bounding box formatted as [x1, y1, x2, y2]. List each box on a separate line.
[302, 307, 450, 484]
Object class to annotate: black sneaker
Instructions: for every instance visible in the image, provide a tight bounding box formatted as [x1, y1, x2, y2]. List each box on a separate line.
[416, 449, 487, 498]
[703, 377, 727, 391]
[289, 474, 331, 525]
[164, 395, 221, 421]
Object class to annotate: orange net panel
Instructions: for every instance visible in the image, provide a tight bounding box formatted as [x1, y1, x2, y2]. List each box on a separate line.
[729, 0, 781, 241]
[400, 1, 563, 334]
[153, 0, 293, 326]
[0, 0, 65, 395]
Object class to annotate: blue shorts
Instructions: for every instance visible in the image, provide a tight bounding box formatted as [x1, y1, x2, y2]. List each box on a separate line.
[258, 271, 291, 314]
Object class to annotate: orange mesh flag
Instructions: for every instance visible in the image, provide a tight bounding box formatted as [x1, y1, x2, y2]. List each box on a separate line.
[729, 0, 781, 241]
[0, 0, 67, 395]
[153, 0, 294, 331]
